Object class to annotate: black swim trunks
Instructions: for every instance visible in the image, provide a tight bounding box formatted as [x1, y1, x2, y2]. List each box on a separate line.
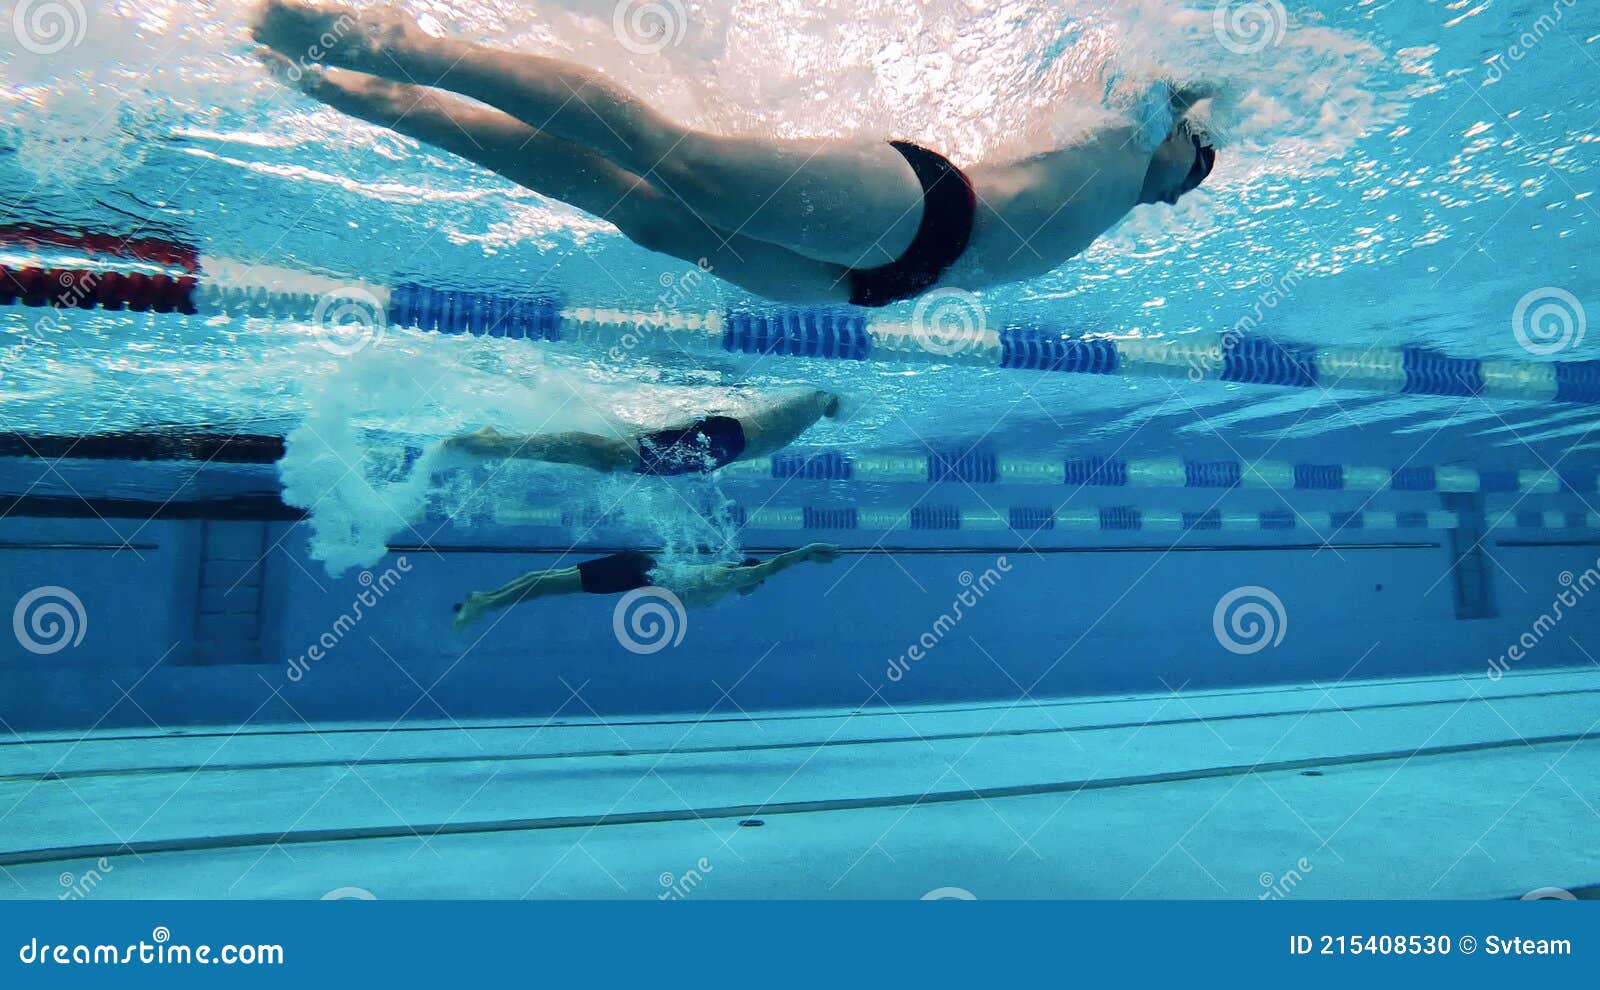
[576, 550, 658, 594]
[847, 141, 978, 308]
[634, 415, 748, 476]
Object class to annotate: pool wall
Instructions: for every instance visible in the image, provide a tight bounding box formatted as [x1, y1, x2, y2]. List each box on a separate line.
[1, 514, 1595, 732]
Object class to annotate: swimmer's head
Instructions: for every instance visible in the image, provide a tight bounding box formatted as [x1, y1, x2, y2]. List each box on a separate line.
[1141, 126, 1216, 206]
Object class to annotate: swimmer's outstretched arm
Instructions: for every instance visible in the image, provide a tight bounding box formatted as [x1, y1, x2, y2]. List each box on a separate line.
[452, 565, 586, 632]
[737, 543, 843, 585]
[737, 391, 842, 461]
[443, 427, 641, 473]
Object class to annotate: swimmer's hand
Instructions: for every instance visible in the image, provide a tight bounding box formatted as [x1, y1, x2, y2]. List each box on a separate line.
[801, 543, 843, 564]
[452, 594, 488, 633]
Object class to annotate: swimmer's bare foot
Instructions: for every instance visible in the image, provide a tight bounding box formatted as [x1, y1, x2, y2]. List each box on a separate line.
[252, 0, 424, 74]
[452, 594, 489, 632]
[442, 426, 510, 457]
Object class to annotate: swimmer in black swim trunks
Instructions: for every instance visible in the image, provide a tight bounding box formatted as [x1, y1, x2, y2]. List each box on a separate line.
[451, 543, 842, 631]
[254, 2, 1218, 307]
[442, 388, 840, 476]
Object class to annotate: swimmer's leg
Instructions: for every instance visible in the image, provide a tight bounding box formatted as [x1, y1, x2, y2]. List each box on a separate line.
[443, 426, 640, 473]
[268, 56, 852, 303]
[453, 566, 584, 632]
[253, 1, 925, 269]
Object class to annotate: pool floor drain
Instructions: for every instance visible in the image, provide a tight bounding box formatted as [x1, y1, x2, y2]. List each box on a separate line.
[738, 819, 765, 827]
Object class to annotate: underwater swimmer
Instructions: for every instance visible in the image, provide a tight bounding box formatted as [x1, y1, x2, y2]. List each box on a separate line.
[442, 388, 840, 475]
[252, 1, 1218, 308]
[452, 543, 843, 631]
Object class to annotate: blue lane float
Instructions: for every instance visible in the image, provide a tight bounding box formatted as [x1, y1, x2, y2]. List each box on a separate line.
[8, 251, 1597, 405]
[728, 450, 1596, 496]
[492, 501, 1600, 535]
[369, 283, 1600, 404]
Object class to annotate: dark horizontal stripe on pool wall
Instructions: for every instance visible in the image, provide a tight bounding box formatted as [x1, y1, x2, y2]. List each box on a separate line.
[4, 730, 1596, 869]
[0, 494, 306, 522]
[15, 682, 1600, 787]
[0, 432, 285, 463]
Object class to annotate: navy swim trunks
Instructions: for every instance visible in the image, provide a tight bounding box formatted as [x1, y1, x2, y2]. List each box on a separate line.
[634, 415, 748, 476]
[576, 551, 659, 594]
[847, 141, 977, 308]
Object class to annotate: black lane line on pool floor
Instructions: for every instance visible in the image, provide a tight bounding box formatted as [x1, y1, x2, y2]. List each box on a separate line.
[7, 665, 1589, 750]
[4, 684, 1599, 786]
[3, 731, 1596, 869]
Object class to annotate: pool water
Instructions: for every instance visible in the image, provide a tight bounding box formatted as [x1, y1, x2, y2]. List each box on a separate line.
[0, 0, 1598, 899]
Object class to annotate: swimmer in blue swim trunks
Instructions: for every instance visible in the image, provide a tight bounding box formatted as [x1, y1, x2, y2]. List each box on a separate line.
[253, 1, 1217, 307]
[442, 388, 839, 475]
[452, 543, 842, 631]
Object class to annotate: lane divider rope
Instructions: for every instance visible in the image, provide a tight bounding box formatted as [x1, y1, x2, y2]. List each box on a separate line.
[1, 244, 1596, 404]
[494, 502, 1600, 534]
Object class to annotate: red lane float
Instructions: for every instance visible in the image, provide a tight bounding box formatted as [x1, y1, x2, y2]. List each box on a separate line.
[0, 224, 200, 273]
